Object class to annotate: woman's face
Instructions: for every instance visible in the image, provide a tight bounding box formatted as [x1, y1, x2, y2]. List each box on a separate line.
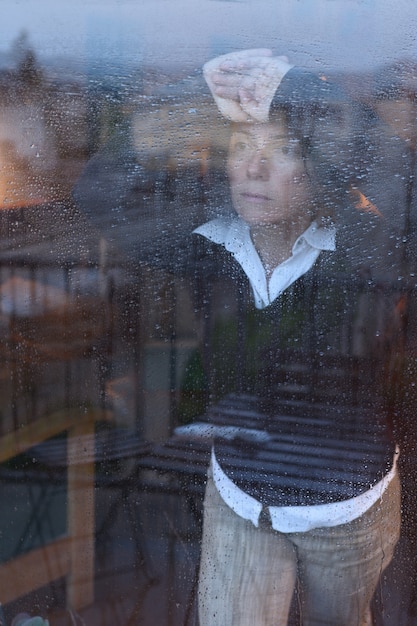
[227, 122, 312, 226]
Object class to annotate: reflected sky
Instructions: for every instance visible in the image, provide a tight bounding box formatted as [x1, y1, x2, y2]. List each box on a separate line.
[0, 0, 416, 73]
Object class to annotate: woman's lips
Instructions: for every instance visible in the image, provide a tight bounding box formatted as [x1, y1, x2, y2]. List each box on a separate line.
[240, 192, 271, 202]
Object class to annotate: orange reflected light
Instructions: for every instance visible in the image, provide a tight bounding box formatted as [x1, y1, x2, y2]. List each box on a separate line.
[350, 186, 384, 219]
[0, 153, 50, 209]
[395, 294, 408, 317]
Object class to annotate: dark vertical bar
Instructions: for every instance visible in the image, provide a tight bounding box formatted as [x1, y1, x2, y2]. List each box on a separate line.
[169, 281, 178, 436]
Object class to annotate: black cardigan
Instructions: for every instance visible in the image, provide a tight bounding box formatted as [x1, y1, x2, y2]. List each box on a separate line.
[188, 226, 400, 506]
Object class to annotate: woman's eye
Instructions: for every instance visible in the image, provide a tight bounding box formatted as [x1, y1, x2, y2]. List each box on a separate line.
[234, 141, 248, 151]
[271, 145, 290, 157]
[273, 142, 299, 157]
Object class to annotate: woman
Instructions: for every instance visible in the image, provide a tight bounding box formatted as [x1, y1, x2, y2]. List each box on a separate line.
[195, 53, 404, 626]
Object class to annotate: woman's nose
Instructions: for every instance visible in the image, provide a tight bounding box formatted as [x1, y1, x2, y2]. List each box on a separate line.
[246, 152, 269, 179]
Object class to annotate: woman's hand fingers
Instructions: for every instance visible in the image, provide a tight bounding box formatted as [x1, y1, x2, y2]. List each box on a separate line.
[203, 50, 293, 123]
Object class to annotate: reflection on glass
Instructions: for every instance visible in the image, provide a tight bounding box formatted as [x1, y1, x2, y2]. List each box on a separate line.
[0, 5, 417, 625]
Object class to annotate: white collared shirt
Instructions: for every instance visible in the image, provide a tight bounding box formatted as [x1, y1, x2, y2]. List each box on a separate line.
[193, 217, 336, 309]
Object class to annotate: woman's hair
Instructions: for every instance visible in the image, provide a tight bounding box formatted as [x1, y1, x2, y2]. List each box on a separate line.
[267, 98, 378, 224]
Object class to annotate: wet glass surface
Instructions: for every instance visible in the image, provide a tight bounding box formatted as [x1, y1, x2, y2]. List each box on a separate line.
[0, 2, 417, 624]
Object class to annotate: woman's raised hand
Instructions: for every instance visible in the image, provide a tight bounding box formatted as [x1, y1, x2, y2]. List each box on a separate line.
[203, 49, 293, 123]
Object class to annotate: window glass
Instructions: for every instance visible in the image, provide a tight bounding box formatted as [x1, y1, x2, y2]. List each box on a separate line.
[0, 2, 416, 625]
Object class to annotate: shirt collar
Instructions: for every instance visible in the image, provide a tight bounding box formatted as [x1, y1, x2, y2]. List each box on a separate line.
[193, 215, 335, 254]
[193, 215, 336, 309]
[300, 220, 336, 252]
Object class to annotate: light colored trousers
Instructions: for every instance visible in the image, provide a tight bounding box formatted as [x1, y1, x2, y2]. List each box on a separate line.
[198, 470, 401, 626]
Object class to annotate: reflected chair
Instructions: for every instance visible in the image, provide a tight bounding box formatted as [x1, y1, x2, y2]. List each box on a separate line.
[0, 273, 113, 612]
[0, 407, 109, 611]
